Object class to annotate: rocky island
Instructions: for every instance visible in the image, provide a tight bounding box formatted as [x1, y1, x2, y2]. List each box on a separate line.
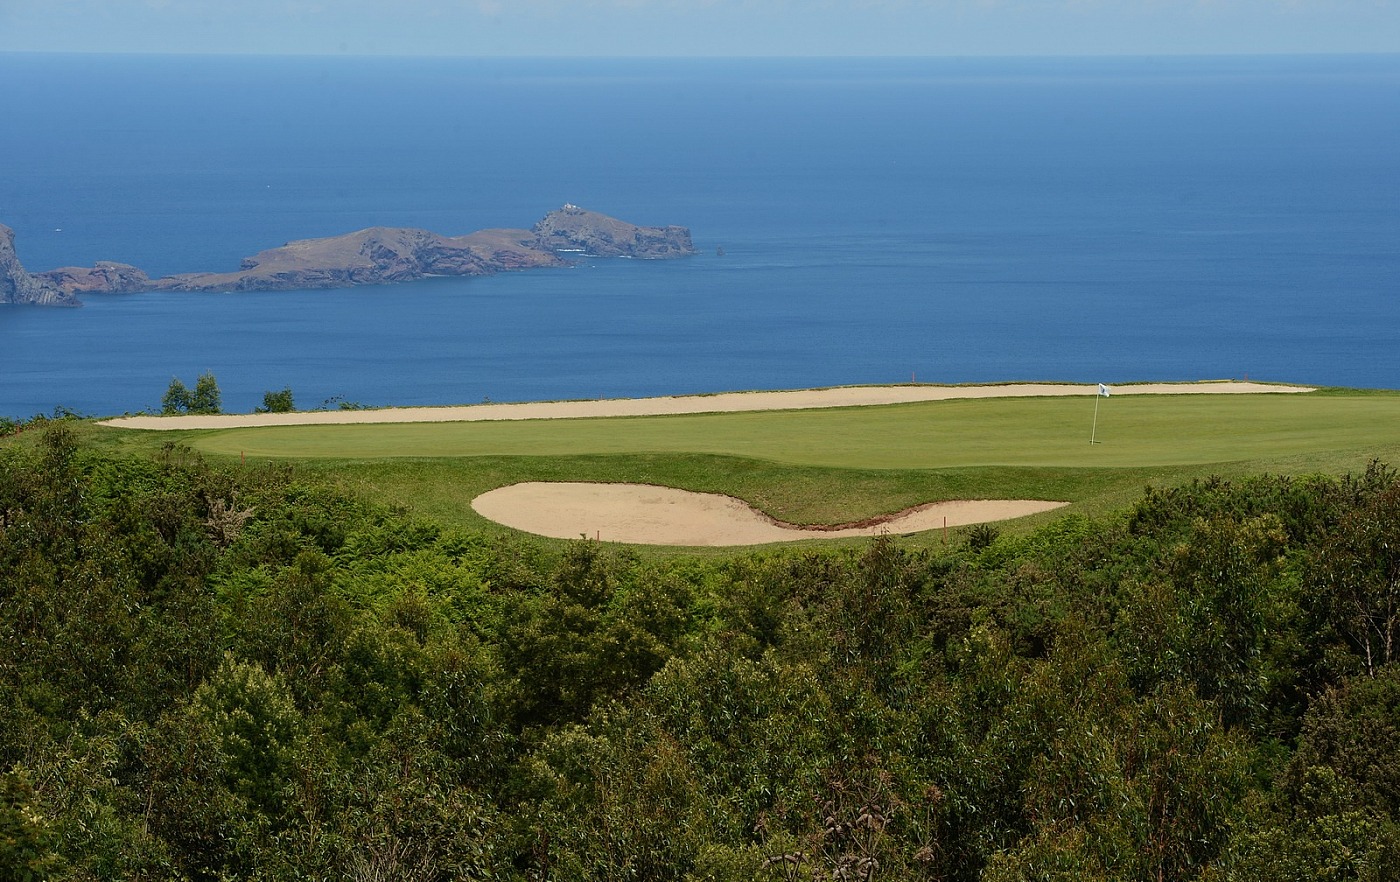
[1, 205, 695, 306]
[1, 224, 81, 307]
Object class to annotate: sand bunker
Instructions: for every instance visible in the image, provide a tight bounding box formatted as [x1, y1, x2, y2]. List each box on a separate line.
[471, 482, 1068, 546]
[100, 381, 1310, 431]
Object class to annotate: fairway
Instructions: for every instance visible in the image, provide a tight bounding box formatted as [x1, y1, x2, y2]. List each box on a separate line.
[82, 387, 1400, 544]
[183, 392, 1400, 471]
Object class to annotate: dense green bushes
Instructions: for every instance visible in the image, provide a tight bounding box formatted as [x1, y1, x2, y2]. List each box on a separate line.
[3, 429, 1400, 879]
[162, 373, 223, 415]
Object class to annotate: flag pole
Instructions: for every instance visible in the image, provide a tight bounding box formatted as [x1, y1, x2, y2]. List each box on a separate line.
[1091, 383, 1109, 444]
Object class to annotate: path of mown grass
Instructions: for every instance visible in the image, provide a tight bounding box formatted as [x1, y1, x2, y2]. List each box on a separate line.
[82, 388, 1400, 546]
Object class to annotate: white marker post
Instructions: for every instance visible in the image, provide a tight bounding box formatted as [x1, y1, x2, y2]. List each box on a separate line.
[1090, 383, 1111, 444]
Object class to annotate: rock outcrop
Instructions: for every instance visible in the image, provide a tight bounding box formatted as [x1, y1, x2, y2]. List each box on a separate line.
[531, 203, 695, 259]
[0, 224, 81, 307]
[3, 206, 696, 305]
[37, 262, 151, 295]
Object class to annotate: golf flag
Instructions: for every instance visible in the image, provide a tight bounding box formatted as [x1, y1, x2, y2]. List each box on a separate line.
[1090, 384, 1110, 444]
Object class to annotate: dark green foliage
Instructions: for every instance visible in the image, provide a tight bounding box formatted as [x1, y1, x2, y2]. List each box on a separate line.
[0, 770, 60, 881]
[1308, 485, 1400, 677]
[256, 387, 295, 414]
[501, 540, 691, 728]
[5, 429, 1400, 879]
[192, 656, 304, 815]
[966, 522, 1000, 551]
[161, 373, 222, 415]
[134, 706, 249, 881]
[161, 377, 191, 415]
[1289, 665, 1400, 816]
[1208, 766, 1400, 882]
[190, 372, 222, 415]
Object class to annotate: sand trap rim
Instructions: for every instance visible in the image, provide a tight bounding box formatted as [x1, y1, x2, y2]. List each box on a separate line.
[470, 481, 1069, 546]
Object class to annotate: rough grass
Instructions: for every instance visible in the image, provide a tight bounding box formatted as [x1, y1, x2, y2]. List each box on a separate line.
[70, 388, 1400, 550]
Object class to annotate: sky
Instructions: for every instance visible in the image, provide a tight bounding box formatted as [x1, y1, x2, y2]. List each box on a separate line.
[0, 0, 1397, 57]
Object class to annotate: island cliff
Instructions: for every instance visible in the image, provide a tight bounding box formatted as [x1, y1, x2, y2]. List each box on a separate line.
[0, 224, 81, 307]
[4, 205, 695, 306]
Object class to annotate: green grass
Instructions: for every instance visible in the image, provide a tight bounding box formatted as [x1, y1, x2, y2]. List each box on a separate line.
[173, 392, 1400, 470]
[72, 388, 1400, 548]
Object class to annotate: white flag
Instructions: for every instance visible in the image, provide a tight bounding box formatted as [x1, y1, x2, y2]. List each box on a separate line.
[1098, 383, 1111, 397]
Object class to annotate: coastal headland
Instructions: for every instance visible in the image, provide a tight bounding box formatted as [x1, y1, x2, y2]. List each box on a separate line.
[0, 223, 81, 307]
[0, 204, 694, 306]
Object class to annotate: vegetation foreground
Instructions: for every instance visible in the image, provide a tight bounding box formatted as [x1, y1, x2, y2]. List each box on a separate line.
[4, 414, 1400, 880]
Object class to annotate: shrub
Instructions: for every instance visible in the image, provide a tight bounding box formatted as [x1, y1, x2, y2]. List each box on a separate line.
[191, 372, 222, 415]
[162, 377, 192, 414]
[257, 388, 295, 414]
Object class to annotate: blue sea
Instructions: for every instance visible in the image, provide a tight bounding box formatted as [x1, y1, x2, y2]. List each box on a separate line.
[2, 54, 1398, 418]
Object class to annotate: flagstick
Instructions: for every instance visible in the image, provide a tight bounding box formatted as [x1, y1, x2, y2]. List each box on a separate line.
[1090, 393, 1100, 445]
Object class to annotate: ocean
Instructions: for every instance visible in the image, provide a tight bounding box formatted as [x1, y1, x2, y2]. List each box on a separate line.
[2, 54, 1397, 418]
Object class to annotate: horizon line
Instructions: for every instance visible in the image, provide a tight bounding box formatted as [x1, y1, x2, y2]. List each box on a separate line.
[3, 49, 1398, 61]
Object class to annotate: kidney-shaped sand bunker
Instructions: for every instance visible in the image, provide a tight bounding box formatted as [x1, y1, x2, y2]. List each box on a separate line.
[471, 482, 1068, 546]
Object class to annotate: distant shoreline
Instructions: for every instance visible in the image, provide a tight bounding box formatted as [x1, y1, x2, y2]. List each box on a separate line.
[99, 380, 1314, 431]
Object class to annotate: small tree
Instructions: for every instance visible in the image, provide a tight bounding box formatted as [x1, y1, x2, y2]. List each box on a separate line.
[256, 387, 295, 414]
[162, 377, 192, 414]
[190, 372, 222, 415]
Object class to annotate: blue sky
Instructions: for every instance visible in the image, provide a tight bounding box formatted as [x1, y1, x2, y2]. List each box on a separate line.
[1, 0, 1397, 56]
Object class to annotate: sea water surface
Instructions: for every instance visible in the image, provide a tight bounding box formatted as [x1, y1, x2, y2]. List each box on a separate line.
[1, 54, 1398, 417]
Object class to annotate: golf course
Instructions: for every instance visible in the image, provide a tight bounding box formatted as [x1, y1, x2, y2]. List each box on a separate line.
[88, 381, 1400, 547]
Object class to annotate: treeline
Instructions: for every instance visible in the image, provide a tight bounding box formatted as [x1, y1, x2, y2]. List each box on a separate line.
[3, 427, 1400, 880]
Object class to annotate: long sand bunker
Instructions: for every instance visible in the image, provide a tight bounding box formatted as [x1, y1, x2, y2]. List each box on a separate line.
[101, 381, 1310, 430]
[472, 482, 1068, 546]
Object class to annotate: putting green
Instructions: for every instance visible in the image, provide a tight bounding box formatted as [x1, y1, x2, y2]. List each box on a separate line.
[183, 392, 1400, 471]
